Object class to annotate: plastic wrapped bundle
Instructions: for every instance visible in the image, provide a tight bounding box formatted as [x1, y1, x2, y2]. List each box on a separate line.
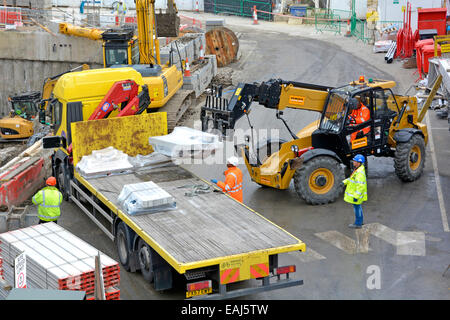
[76, 147, 134, 178]
[128, 152, 173, 169]
[148, 127, 221, 159]
[118, 181, 176, 215]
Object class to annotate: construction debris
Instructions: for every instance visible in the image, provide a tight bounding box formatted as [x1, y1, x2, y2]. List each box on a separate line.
[0, 138, 52, 210]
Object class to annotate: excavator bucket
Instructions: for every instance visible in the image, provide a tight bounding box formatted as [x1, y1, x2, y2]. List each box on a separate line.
[156, 12, 180, 37]
[155, 0, 180, 38]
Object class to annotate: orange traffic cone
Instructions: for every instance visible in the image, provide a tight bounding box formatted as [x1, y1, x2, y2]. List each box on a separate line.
[184, 58, 191, 77]
[345, 20, 351, 37]
[199, 44, 205, 60]
[252, 6, 258, 25]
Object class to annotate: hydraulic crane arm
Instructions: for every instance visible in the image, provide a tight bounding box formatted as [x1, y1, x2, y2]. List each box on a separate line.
[200, 79, 332, 134]
[89, 80, 150, 120]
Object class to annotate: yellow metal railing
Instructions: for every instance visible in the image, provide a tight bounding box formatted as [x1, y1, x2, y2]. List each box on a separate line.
[434, 35, 450, 57]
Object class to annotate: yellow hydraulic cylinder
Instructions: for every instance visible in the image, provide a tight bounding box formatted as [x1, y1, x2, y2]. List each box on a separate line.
[59, 22, 103, 40]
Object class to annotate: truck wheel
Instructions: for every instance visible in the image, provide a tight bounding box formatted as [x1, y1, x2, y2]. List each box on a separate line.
[394, 134, 426, 182]
[56, 164, 69, 201]
[294, 156, 344, 205]
[138, 238, 154, 283]
[115, 222, 132, 272]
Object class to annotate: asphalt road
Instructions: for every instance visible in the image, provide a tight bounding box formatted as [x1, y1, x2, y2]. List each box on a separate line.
[58, 24, 450, 300]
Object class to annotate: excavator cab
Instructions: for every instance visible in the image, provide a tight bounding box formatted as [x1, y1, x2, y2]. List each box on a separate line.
[102, 28, 139, 67]
[0, 91, 40, 140]
[9, 91, 40, 121]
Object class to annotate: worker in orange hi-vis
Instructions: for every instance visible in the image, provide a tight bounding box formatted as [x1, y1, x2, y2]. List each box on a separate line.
[348, 97, 371, 141]
[210, 156, 243, 203]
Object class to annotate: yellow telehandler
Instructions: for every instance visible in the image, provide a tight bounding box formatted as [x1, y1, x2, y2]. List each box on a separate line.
[201, 75, 441, 204]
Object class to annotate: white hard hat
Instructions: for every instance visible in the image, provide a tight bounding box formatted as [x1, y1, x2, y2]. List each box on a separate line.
[227, 156, 239, 166]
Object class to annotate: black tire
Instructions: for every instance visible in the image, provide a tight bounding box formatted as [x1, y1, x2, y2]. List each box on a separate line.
[293, 156, 345, 205]
[115, 222, 132, 272]
[138, 238, 154, 283]
[394, 134, 426, 182]
[56, 163, 69, 201]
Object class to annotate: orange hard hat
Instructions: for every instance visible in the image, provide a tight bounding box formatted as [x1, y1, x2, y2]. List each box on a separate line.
[46, 176, 57, 186]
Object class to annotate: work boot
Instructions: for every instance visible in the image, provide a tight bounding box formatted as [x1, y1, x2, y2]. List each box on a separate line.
[348, 224, 362, 229]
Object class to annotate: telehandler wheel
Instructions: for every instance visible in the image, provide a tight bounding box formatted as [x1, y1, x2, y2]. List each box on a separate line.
[294, 156, 344, 205]
[394, 134, 426, 182]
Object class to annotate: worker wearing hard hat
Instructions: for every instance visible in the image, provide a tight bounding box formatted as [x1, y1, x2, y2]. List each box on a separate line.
[211, 156, 243, 203]
[348, 97, 371, 142]
[32, 177, 63, 224]
[342, 154, 367, 229]
[114, 1, 127, 26]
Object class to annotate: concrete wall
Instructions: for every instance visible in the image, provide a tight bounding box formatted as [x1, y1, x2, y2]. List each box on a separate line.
[0, 27, 103, 116]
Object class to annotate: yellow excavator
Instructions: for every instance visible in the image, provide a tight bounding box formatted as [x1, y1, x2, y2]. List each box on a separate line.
[0, 64, 89, 140]
[201, 75, 441, 205]
[58, 0, 192, 129]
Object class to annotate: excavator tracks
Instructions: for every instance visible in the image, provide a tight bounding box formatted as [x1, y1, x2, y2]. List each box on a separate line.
[159, 89, 195, 132]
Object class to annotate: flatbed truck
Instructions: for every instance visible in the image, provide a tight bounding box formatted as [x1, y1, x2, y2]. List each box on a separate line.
[43, 112, 306, 299]
[42, 68, 306, 299]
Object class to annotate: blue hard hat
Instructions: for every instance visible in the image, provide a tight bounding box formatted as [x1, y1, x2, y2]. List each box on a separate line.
[352, 154, 365, 163]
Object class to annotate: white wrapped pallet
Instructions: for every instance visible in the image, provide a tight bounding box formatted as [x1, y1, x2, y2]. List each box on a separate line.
[76, 146, 133, 178]
[148, 126, 221, 158]
[118, 181, 176, 215]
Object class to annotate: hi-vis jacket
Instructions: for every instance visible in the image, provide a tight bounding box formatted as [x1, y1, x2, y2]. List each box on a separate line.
[217, 166, 243, 203]
[349, 103, 370, 141]
[343, 165, 367, 205]
[32, 186, 63, 221]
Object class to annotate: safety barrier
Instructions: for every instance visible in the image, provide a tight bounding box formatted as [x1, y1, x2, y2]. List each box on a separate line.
[204, 0, 273, 21]
[351, 17, 370, 43]
[314, 12, 341, 35]
[0, 6, 23, 28]
[434, 35, 450, 57]
[180, 14, 203, 30]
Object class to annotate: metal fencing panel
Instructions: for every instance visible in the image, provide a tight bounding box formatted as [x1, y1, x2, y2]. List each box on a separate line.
[204, 0, 273, 21]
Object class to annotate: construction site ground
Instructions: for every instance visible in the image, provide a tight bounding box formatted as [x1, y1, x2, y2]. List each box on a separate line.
[20, 12, 450, 300]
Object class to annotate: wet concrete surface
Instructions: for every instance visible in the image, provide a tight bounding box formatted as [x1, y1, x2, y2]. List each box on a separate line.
[57, 23, 449, 300]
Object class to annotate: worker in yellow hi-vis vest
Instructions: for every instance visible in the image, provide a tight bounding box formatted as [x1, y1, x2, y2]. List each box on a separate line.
[342, 154, 367, 229]
[114, 1, 127, 27]
[32, 177, 63, 224]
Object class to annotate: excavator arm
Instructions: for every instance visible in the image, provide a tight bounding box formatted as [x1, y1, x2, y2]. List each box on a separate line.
[200, 79, 332, 135]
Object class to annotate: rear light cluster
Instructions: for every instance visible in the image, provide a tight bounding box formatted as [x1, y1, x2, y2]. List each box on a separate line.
[186, 280, 212, 292]
[274, 265, 296, 276]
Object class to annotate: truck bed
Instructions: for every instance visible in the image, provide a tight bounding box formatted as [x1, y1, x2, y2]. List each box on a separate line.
[79, 163, 304, 270]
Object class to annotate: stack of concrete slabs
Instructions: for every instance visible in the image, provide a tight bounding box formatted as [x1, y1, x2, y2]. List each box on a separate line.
[0, 222, 119, 297]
